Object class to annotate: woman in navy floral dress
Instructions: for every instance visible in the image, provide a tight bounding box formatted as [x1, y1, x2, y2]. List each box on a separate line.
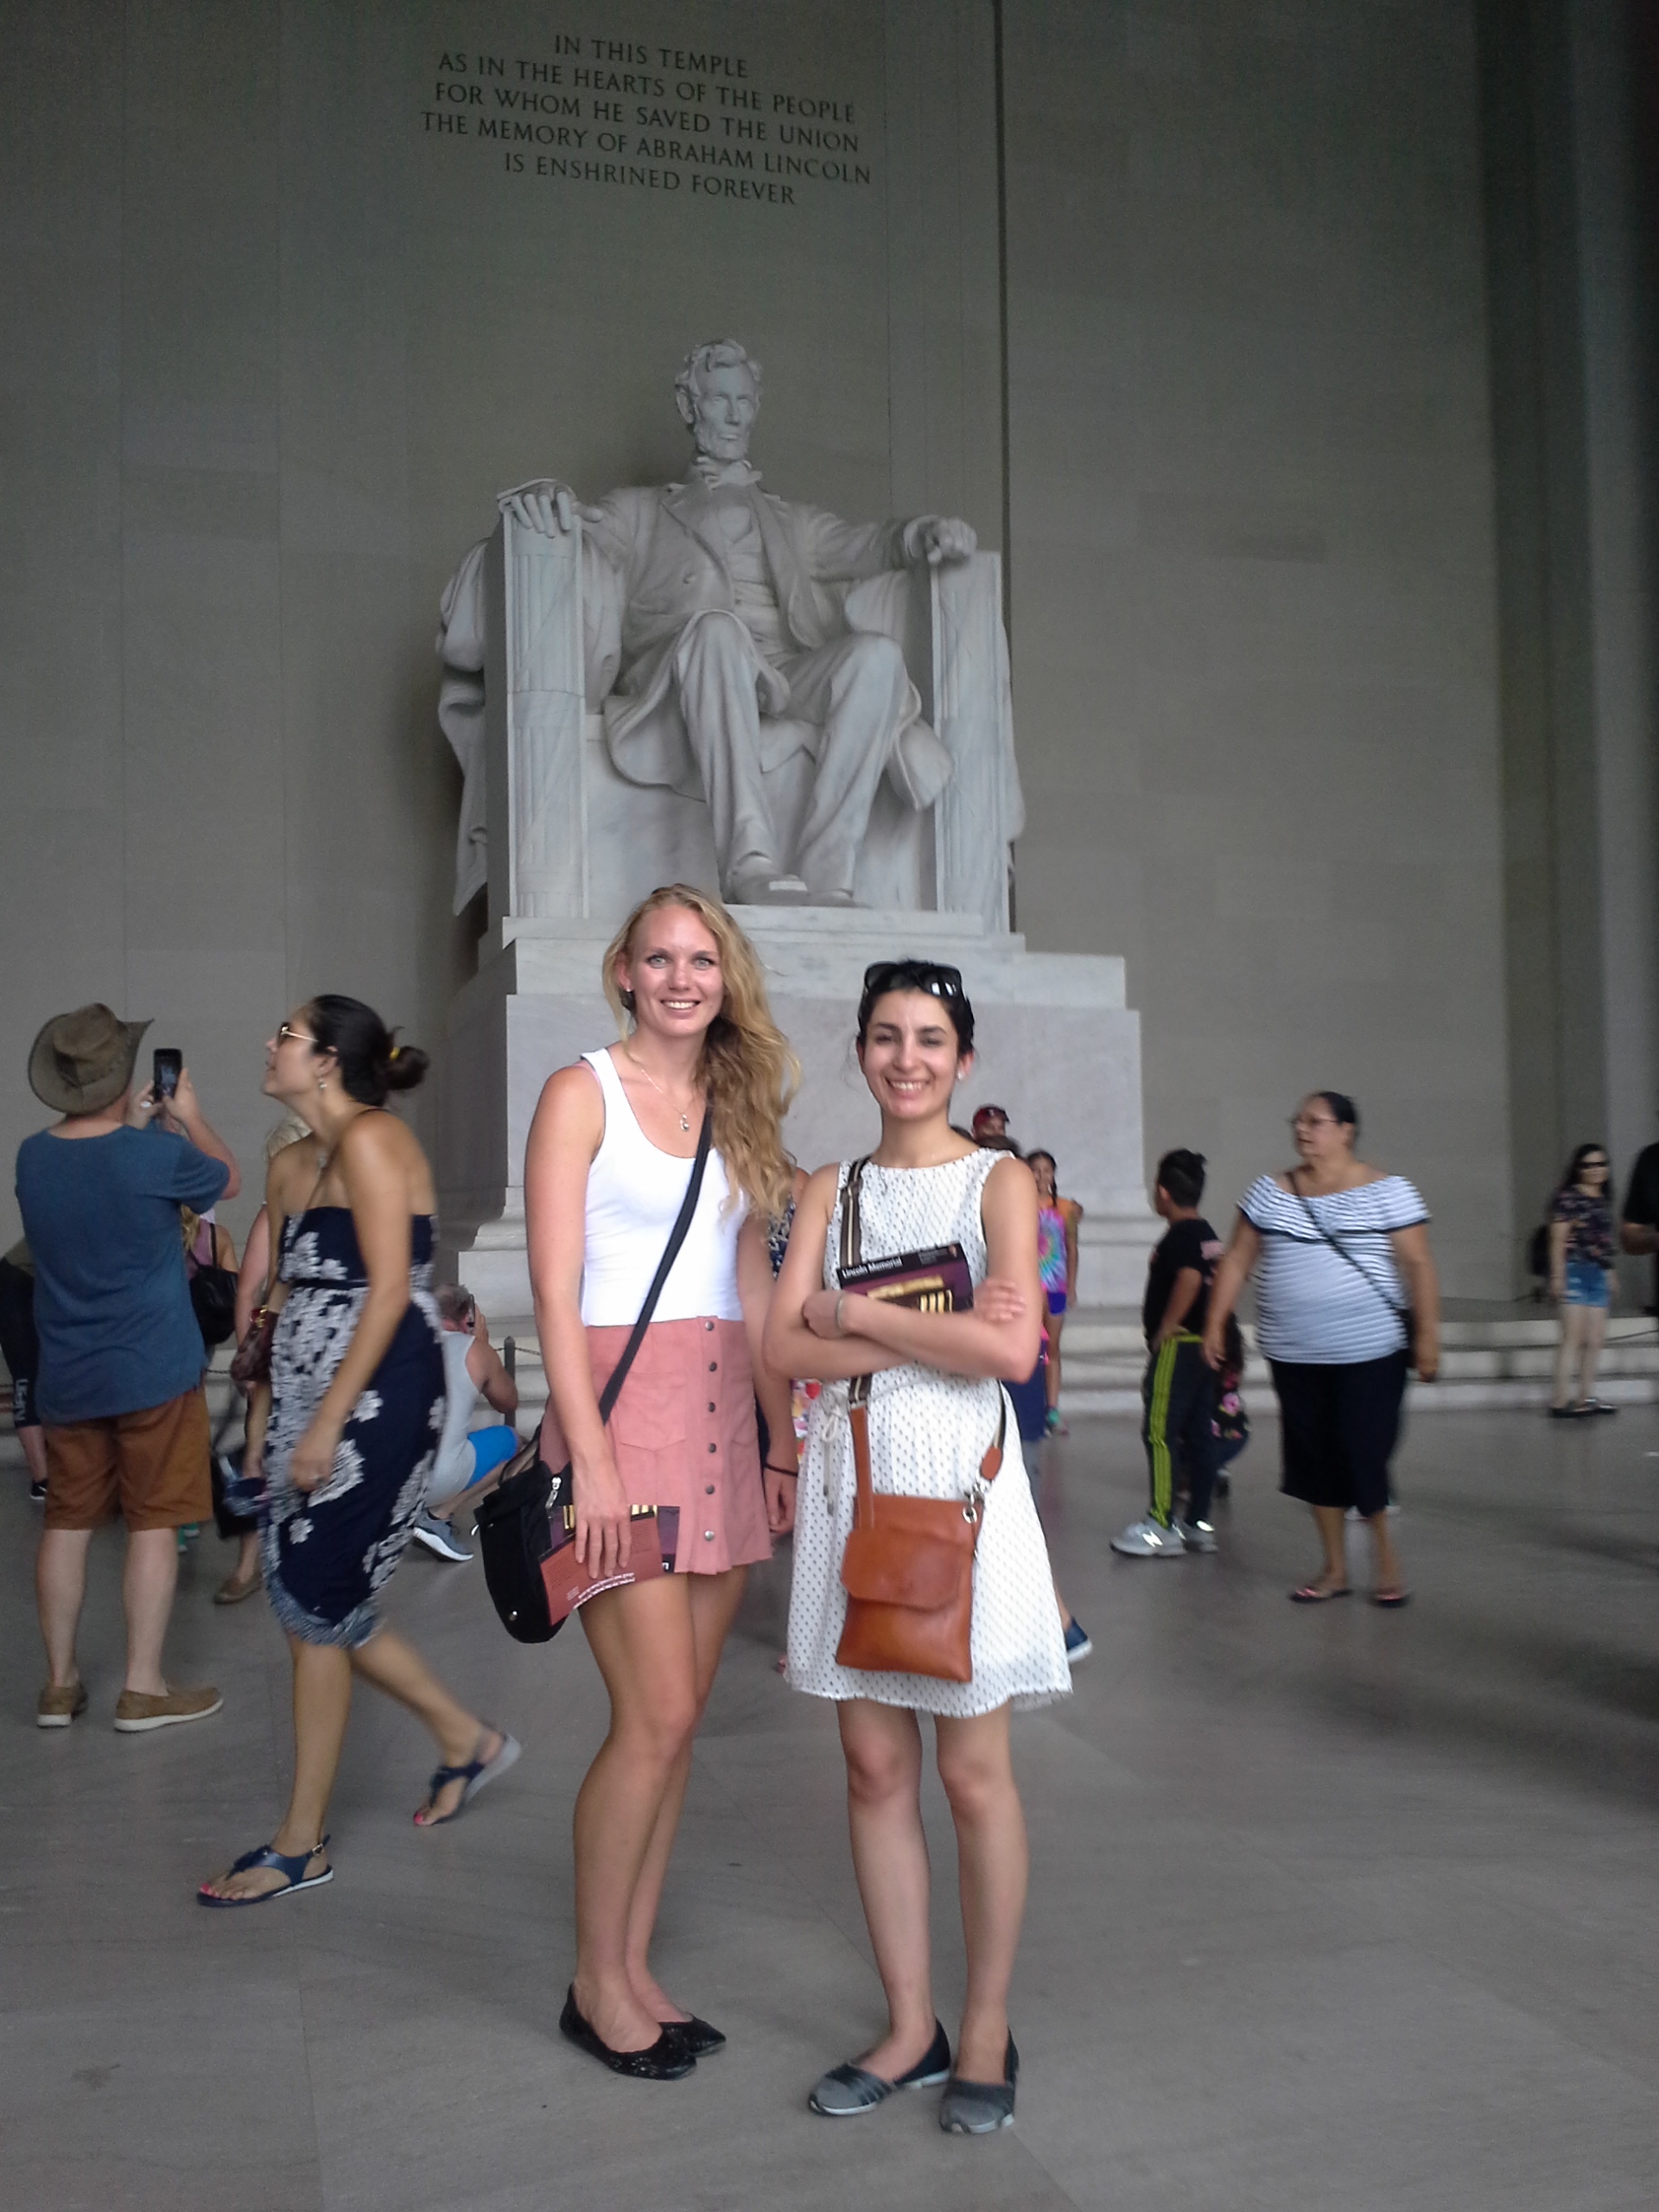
[200, 999, 518, 1906]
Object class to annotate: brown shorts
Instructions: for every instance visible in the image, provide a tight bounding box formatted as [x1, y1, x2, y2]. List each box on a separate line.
[43, 1389, 213, 1532]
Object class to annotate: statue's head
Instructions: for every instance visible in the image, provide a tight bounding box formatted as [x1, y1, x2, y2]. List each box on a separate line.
[675, 339, 761, 464]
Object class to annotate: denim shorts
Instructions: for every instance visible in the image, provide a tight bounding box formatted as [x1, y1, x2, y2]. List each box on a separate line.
[1564, 1258, 1610, 1307]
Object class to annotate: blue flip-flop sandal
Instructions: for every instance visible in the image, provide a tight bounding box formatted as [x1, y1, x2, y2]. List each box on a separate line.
[198, 1836, 333, 1907]
[414, 1726, 521, 1827]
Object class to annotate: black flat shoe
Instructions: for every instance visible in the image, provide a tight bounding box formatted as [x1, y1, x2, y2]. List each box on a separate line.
[809, 2019, 951, 2115]
[559, 1986, 696, 2080]
[662, 2013, 726, 2058]
[939, 2033, 1019, 2134]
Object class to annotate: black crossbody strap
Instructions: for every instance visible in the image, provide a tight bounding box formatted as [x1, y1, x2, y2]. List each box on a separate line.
[841, 1158, 871, 1409]
[1289, 1178, 1408, 1321]
[595, 1102, 715, 1427]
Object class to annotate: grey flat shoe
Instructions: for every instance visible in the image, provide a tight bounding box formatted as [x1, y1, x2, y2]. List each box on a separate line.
[809, 2020, 950, 2115]
[939, 2034, 1019, 2134]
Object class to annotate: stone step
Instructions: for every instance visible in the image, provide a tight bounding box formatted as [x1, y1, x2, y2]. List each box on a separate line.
[194, 1305, 1659, 1431]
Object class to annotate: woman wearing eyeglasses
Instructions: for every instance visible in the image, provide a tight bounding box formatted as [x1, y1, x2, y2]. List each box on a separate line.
[1202, 1091, 1440, 1606]
[1548, 1143, 1618, 1417]
[767, 959, 1069, 2137]
[200, 999, 514, 1906]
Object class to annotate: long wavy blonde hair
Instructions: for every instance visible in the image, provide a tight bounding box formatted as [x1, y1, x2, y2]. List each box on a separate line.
[603, 885, 799, 1218]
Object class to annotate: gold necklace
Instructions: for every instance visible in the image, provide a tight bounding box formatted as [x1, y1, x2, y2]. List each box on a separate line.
[624, 1049, 699, 1134]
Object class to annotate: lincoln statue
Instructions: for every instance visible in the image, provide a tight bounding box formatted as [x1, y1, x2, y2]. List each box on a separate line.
[436, 339, 979, 909]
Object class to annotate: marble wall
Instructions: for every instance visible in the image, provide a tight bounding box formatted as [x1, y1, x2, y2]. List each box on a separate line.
[1001, 0, 1514, 1293]
[4, 0, 1646, 1300]
[0, 0, 998, 1247]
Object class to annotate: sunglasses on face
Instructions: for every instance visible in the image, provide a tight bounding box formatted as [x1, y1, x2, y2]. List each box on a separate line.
[861, 961, 965, 1001]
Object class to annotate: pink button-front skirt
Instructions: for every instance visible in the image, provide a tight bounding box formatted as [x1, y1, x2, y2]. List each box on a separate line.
[538, 1317, 772, 1575]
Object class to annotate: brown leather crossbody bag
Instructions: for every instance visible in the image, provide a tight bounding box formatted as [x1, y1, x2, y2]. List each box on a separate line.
[832, 1157, 1006, 1683]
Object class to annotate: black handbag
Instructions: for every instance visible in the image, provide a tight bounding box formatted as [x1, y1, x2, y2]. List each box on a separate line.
[187, 1220, 239, 1351]
[474, 1103, 714, 1643]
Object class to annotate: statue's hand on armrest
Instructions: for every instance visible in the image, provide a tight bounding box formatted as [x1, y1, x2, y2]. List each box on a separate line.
[498, 478, 604, 538]
[902, 514, 977, 567]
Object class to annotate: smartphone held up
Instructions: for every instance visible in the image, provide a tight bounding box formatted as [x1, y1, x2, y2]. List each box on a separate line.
[152, 1048, 183, 1103]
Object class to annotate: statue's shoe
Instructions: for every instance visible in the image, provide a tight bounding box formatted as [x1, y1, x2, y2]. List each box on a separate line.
[728, 871, 811, 905]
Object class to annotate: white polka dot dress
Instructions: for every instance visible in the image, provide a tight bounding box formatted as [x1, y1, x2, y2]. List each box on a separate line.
[785, 1151, 1072, 1717]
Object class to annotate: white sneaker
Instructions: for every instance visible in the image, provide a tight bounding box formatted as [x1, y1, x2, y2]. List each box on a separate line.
[1110, 1517, 1188, 1559]
[413, 1511, 473, 1563]
[1177, 1519, 1217, 1554]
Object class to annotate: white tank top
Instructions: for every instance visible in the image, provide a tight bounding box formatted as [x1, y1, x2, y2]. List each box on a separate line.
[579, 1048, 747, 1326]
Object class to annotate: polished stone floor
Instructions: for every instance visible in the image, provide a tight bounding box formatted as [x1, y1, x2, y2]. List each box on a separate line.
[3, 1405, 1658, 2210]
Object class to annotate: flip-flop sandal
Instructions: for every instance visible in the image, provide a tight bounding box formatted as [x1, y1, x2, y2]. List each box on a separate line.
[1289, 1584, 1351, 1603]
[198, 1836, 332, 1907]
[1372, 1589, 1412, 1608]
[415, 1726, 521, 1827]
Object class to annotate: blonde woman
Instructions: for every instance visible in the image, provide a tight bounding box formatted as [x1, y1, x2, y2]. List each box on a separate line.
[526, 886, 800, 2079]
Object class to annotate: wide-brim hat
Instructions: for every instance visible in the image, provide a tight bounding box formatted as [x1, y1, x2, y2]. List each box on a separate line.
[29, 1004, 151, 1116]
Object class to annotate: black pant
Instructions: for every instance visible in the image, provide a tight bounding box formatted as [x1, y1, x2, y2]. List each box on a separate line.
[1141, 1334, 1220, 1527]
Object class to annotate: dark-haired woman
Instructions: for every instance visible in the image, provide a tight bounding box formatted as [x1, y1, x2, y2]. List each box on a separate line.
[1549, 1143, 1617, 1417]
[200, 999, 515, 1904]
[526, 888, 799, 2077]
[768, 959, 1069, 2136]
[1202, 1091, 1440, 1607]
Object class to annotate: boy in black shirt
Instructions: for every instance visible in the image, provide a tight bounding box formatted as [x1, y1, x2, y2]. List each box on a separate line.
[1112, 1150, 1225, 1559]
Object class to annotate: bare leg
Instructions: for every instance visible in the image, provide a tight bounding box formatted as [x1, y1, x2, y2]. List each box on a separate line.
[1553, 1304, 1586, 1408]
[1046, 1309, 1065, 1414]
[1364, 1510, 1407, 1597]
[349, 1626, 497, 1823]
[121, 1527, 181, 1695]
[837, 1698, 937, 2079]
[936, 1707, 1027, 2082]
[200, 1635, 351, 1900]
[1307, 1504, 1350, 1593]
[36, 1526, 92, 1688]
[572, 1575, 701, 2052]
[623, 1567, 748, 2022]
[218, 1529, 262, 1599]
[1578, 1305, 1608, 1402]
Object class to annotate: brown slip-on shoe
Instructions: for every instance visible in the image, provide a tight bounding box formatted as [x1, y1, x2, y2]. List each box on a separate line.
[37, 1682, 89, 1728]
[113, 1684, 223, 1733]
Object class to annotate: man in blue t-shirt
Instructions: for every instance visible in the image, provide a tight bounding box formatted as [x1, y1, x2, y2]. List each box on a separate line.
[16, 1005, 240, 1733]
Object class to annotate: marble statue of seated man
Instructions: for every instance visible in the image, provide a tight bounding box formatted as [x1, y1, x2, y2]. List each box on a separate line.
[463, 338, 977, 908]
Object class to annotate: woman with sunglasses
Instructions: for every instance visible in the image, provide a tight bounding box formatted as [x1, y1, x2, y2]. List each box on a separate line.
[1548, 1143, 1618, 1417]
[768, 959, 1069, 2137]
[200, 1000, 515, 1905]
[1202, 1091, 1440, 1606]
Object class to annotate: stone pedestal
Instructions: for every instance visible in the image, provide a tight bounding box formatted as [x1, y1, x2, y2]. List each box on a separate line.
[436, 906, 1153, 1316]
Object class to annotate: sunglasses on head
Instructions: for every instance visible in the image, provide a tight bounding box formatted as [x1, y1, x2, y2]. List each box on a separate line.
[861, 960, 965, 1001]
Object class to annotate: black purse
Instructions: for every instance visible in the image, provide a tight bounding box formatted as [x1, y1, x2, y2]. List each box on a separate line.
[187, 1220, 239, 1351]
[474, 1103, 714, 1643]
